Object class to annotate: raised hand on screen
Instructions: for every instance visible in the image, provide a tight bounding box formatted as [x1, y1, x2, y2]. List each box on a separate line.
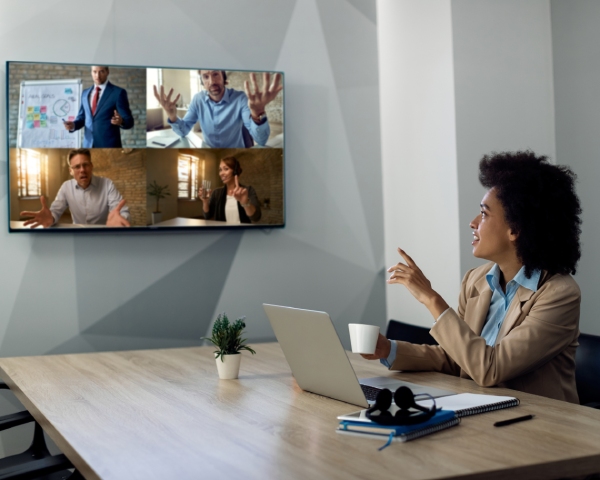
[232, 175, 249, 206]
[244, 72, 282, 120]
[20, 196, 54, 229]
[106, 199, 131, 227]
[153, 85, 180, 121]
[111, 109, 123, 126]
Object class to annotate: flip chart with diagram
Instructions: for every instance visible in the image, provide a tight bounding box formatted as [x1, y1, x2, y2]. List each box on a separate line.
[17, 79, 82, 148]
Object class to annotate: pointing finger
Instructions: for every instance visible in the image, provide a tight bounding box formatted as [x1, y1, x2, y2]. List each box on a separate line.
[40, 195, 47, 209]
[234, 175, 239, 188]
[398, 248, 418, 269]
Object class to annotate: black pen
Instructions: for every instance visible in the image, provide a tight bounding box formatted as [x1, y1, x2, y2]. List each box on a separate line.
[494, 414, 534, 427]
[152, 141, 166, 146]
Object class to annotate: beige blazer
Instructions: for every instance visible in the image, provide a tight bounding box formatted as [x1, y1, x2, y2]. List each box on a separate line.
[390, 263, 581, 403]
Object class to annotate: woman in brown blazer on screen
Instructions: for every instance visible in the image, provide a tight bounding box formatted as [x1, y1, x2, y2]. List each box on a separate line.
[365, 151, 582, 403]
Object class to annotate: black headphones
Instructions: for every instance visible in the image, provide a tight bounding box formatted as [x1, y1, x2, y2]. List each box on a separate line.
[365, 387, 437, 426]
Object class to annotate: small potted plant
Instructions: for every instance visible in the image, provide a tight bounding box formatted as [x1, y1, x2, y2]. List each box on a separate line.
[147, 180, 171, 225]
[201, 313, 256, 379]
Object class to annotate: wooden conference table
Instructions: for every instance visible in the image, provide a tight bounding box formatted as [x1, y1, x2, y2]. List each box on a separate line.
[1, 343, 600, 480]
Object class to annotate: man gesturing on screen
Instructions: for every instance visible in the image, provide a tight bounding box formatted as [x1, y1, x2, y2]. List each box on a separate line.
[64, 66, 134, 148]
[20, 149, 131, 228]
[153, 70, 282, 148]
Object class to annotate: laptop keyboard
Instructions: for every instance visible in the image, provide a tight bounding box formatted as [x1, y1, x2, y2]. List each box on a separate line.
[361, 384, 383, 401]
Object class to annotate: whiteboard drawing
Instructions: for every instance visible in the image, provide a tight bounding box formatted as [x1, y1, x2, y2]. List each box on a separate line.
[18, 79, 82, 148]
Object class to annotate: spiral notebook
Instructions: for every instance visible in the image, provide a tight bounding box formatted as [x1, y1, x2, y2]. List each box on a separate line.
[337, 410, 460, 448]
[415, 393, 519, 417]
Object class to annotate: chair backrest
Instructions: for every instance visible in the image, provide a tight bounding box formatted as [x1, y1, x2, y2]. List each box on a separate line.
[575, 332, 600, 407]
[241, 125, 254, 147]
[385, 319, 438, 346]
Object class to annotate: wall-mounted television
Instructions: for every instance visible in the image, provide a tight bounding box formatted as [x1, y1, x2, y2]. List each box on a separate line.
[6, 61, 285, 232]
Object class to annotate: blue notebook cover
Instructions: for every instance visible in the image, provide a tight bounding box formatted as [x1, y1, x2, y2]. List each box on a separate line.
[338, 409, 458, 436]
[338, 409, 460, 448]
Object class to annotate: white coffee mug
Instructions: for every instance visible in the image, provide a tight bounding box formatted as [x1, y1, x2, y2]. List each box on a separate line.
[348, 324, 380, 354]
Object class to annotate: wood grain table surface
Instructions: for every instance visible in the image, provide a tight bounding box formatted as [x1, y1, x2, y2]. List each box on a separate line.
[0, 343, 599, 480]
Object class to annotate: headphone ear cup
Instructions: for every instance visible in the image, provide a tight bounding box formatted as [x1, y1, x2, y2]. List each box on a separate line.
[375, 388, 393, 411]
[394, 386, 415, 410]
[365, 388, 393, 424]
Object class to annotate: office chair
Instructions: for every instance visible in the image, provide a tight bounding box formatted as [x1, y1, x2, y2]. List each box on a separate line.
[575, 332, 600, 409]
[241, 125, 254, 147]
[0, 382, 78, 480]
[385, 319, 438, 346]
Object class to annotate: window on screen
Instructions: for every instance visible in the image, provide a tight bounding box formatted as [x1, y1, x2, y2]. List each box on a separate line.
[178, 154, 201, 200]
[17, 149, 45, 198]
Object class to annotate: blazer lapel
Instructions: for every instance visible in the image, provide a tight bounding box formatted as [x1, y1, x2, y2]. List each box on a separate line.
[84, 87, 93, 115]
[95, 82, 113, 116]
[464, 275, 492, 335]
[496, 285, 535, 342]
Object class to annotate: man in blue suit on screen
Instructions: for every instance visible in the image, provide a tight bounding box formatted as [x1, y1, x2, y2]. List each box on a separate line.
[64, 66, 134, 148]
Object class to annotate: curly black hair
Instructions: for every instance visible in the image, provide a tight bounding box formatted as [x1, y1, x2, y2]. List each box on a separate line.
[478, 151, 582, 277]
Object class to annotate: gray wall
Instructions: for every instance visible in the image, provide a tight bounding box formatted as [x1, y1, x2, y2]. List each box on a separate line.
[0, 0, 384, 455]
[379, 0, 462, 327]
[379, 0, 599, 337]
[551, 0, 600, 335]
[452, 0, 557, 276]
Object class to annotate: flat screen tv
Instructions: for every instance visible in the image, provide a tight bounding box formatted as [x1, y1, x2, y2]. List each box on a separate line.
[6, 61, 285, 232]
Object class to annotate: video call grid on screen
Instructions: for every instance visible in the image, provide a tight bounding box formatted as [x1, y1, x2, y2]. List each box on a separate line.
[6, 61, 285, 232]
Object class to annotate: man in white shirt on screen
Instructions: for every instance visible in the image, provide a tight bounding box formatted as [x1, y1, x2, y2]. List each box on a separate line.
[20, 149, 131, 228]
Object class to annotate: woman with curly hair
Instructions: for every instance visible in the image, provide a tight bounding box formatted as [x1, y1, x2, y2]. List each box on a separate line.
[364, 151, 582, 403]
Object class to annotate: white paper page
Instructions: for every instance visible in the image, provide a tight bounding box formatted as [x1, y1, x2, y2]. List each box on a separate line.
[416, 393, 517, 411]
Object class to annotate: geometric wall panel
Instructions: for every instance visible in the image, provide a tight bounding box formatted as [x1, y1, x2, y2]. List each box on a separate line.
[0, 0, 384, 370]
[82, 232, 242, 339]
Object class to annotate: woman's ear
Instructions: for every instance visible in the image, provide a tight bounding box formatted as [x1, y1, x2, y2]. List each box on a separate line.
[508, 229, 519, 242]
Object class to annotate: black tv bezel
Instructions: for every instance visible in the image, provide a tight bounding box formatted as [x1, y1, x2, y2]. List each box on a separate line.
[5, 60, 286, 234]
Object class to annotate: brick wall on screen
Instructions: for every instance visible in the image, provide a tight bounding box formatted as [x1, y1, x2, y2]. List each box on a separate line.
[90, 149, 147, 226]
[8, 63, 147, 148]
[239, 149, 283, 225]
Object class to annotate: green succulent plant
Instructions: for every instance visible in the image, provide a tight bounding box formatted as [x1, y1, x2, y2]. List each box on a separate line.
[201, 313, 256, 361]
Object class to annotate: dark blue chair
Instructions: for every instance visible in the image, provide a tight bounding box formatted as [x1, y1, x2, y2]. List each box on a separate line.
[385, 319, 437, 346]
[575, 332, 600, 409]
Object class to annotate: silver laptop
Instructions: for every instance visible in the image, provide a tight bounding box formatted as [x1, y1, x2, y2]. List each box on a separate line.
[263, 304, 455, 408]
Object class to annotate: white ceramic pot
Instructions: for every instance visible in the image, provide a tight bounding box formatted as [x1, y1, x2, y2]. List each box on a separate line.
[215, 353, 241, 380]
